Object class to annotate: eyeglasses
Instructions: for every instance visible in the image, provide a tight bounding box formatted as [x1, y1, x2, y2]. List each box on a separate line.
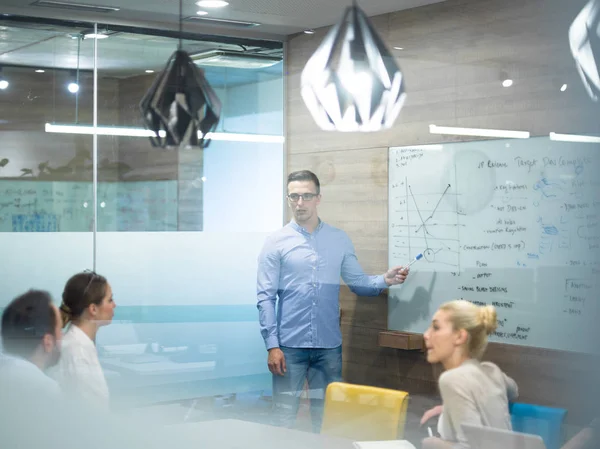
[82, 269, 99, 296]
[287, 193, 318, 202]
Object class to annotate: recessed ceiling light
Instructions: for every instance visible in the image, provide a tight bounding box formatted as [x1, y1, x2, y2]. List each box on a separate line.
[35, 69, 45, 73]
[145, 70, 155, 73]
[304, 29, 315, 34]
[393, 46, 403, 50]
[196, 10, 208, 15]
[196, 0, 228, 7]
[0, 80, 8, 90]
[560, 83, 568, 92]
[502, 79, 513, 87]
[67, 82, 79, 93]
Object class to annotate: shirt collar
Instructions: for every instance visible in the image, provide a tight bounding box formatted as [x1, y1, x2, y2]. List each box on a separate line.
[0, 353, 43, 373]
[289, 218, 324, 235]
[66, 323, 96, 347]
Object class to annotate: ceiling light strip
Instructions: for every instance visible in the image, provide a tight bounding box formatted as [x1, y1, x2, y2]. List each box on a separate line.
[45, 123, 284, 144]
[549, 132, 600, 143]
[183, 16, 260, 27]
[429, 124, 530, 139]
[401, 144, 443, 150]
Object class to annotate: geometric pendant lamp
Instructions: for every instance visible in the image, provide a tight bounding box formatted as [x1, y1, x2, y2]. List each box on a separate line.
[140, 0, 221, 148]
[140, 50, 221, 148]
[301, 0, 406, 132]
[569, 0, 600, 102]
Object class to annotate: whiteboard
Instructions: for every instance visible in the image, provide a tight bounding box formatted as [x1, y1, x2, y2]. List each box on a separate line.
[0, 180, 178, 232]
[388, 137, 600, 353]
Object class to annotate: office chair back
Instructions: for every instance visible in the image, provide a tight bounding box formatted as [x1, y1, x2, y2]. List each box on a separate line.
[321, 382, 409, 441]
[510, 402, 567, 449]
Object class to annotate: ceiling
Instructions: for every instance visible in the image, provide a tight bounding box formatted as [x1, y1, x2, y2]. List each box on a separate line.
[0, 20, 284, 84]
[0, 0, 447, 40]
[0, 0, 446, 84]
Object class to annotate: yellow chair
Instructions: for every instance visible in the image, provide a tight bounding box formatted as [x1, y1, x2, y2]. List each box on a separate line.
[321, 382, 409, 440]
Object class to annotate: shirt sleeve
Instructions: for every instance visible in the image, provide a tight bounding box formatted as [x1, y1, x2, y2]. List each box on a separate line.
[340, 232, 388, 296]
[438, 373, 483, 449]
[256, 235, 281, 350]
[503, 372, 519, 402]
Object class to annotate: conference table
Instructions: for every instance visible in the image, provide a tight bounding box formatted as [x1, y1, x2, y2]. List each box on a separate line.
[163, 418, 355, 449]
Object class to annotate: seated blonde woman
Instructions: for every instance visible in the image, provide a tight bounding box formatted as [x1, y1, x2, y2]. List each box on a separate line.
[420, 300, 518, 449]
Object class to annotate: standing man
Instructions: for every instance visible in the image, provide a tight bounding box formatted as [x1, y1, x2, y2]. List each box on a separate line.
[257, 170, 409, 432]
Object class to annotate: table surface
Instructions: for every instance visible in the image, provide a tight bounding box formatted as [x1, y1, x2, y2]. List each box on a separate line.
[164, 418, 355, 449]
[102, 355, 216, 375]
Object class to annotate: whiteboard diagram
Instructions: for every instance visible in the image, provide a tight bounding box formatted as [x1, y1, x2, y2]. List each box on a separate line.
[390, 148, 463, 272]
[391, 179, 461, 270]
[388, 139, 600, 354]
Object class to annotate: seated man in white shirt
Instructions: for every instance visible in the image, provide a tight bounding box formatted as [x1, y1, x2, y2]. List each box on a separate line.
[0, 289, 63, 400]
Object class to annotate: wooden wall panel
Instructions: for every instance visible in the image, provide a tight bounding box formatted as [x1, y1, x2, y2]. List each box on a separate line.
[0, 67, 202, 228]
[0, 68, 120, 132]
[286, 0, 599, 425]
[0, 68, 120, 181]
[287, 0, 599, 152]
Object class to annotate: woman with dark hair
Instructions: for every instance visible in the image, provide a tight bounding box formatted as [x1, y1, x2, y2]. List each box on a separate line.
[50, 270, 116, 410]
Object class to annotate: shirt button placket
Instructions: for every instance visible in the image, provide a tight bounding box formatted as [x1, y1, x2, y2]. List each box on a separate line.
[312, 234, 318, 344]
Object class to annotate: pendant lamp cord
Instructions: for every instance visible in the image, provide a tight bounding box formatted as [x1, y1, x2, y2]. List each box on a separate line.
[178, 0, 183, 50]
[75, 34, 81, 123]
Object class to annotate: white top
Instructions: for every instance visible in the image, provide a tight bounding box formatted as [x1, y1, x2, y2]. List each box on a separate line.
[0, 354, 60, 401]
[437, 359, 518, 448]
[50, 324, 109, 410]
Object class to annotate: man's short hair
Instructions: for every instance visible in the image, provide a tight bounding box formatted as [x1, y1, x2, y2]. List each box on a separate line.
[287, 170, 321, 194]
[1, 290, 57, 359]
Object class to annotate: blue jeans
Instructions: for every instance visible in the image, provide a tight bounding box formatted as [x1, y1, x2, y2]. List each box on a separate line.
[271, 346, 342, 433]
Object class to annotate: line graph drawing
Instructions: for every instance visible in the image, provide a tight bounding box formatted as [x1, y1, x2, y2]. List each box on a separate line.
[393, 177, 462, 270]
[412, 183, 451, 234]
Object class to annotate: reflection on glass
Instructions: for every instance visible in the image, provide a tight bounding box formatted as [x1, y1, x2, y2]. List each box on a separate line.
[0, 16, 284, 414]
[94, 23, 284, 409]
[570, 0, 600, 101]
[0, 19, 95, 308]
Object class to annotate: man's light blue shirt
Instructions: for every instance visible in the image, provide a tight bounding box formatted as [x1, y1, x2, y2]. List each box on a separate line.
[257, 220, 387, 350]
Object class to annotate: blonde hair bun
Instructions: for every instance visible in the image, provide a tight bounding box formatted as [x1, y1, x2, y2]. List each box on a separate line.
[439, 299, 497, 359]
[478, 305, 498, 335]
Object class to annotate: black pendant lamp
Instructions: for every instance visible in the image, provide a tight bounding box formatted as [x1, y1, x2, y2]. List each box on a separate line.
[301, 0, 406, 132]
[140, 0, 221, 148]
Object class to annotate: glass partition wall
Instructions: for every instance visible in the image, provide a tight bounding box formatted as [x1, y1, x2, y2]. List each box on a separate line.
[0, 17, 284, 412]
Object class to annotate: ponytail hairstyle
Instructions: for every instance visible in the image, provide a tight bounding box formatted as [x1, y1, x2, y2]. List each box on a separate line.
[60, 270, 108, 327]
[439, 299, 497, 359]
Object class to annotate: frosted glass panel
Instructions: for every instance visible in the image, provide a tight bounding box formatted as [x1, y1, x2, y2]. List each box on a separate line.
[203, 142, 283, 232]
[95, 232, 271, 406]
[0, 233, 93, 306]
[0, 17, 284, 412]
